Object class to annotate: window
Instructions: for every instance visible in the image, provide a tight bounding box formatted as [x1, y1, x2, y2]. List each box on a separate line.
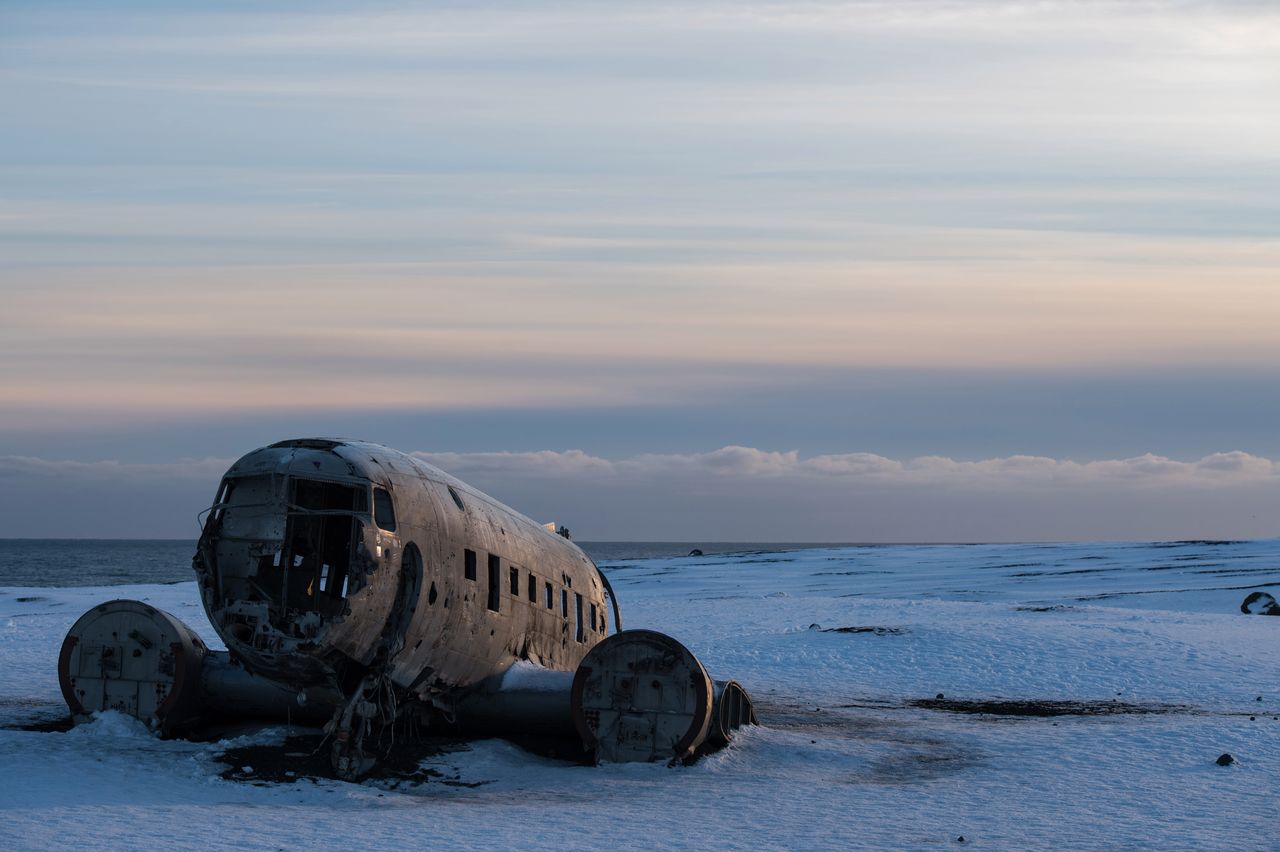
[561, 588, 568, 618]
[509, 566, 519, 596]
[575, 593, 584, 642]
[528, 573, 538, 603]
[292, 478, 366, 512]
[447, 485, 466, 511]
[487, 554, 501, 612]
[210, 478, 234, 522]
[544, 581, 553, 609]
[590, 602, 598, 632]
[373, 487, 397, 532]
[464, 549, 477, 581]
[263, 477, 364, 618]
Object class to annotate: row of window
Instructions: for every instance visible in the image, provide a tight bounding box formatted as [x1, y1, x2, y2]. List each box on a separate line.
[366, 481, 602, 642]
[462, 547, 600, 641]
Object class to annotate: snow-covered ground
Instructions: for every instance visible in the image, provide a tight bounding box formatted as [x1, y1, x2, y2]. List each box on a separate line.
[2, 540, 1278, 849]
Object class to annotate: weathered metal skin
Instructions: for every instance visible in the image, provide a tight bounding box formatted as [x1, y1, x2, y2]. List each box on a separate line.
[194, 439, 610, 713]
[57, 437, 755, 774]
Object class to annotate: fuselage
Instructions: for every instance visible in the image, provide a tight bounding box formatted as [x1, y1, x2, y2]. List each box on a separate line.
[194, 439, 610, 702]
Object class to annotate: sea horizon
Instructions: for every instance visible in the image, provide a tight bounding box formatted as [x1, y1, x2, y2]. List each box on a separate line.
[2, 536, 1269, 588]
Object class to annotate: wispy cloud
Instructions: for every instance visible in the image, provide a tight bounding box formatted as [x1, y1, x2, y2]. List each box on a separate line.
[3, 446, 1276, 540]
[415, 447, 1280, 488]
[6, 447, 1274, 490]
[0, 455, 233, 481]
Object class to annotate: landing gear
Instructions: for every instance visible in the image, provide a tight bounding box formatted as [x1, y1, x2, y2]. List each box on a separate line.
[327, 674, 383, 780]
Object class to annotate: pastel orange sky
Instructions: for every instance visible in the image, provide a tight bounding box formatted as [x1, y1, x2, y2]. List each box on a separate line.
[2, 1, 1278, 539]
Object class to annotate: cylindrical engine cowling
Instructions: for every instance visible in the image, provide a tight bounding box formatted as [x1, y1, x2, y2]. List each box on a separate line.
[708, 679, 757, 745]
[59, 600, 339, 731]
[571, 629, 715, 763]
[201, 654, 335, 724]
[59, 599, 208, 731]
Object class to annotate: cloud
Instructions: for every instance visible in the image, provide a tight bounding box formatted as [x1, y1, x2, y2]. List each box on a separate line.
[2, 446, 1277, 540]
[410, 446, 1280, 488]
[8, 447, 1273, 490]
[0, 455, 233, 482]
[411, 449, 614, 478]
[405, 446, 1280, 541]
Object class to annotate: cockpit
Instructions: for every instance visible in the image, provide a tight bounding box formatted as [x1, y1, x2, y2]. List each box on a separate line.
[198, 470, 396, 652]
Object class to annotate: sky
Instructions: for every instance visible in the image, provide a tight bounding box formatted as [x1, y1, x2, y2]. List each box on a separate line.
[2, 1, 1279, 540]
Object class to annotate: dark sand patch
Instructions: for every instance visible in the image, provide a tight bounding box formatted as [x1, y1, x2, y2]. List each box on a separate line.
[910, 698, 1191, 717]
[215, 732, 482, 787]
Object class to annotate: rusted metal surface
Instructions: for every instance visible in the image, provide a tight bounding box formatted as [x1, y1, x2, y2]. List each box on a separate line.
[57, 599, 336, 730]
[570, 629, 715, 763]
[58, 599, 208, 730]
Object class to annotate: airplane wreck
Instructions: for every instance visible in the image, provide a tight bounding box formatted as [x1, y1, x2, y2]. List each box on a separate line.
[57, 439, 755, 777]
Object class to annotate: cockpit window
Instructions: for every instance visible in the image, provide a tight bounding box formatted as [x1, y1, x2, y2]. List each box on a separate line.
[373, 487, 397, 532]
[447, 485, 466, 511]
[292, 478, 367, 512]
[209, 478, 235, 522]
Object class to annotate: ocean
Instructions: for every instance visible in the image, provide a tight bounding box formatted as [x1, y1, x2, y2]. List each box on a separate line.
[0, 539, 855, 587]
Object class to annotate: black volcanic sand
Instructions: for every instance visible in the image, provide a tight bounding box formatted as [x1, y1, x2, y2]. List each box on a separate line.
[909, 698, 1193, 717]
[215, 730, 594, 787]
[216, 733, 485, 787]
